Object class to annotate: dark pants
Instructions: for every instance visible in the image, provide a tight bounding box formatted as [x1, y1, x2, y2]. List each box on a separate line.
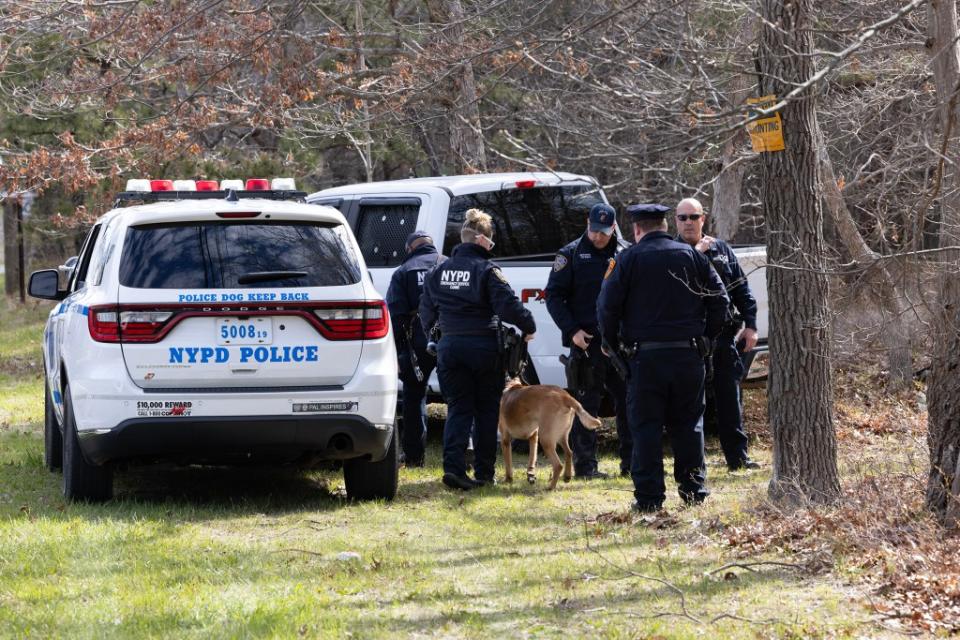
[627, 347, 709, 508]
[398, 345, 436, 465]
[569, 341, 632, 475]
[436, 335, 503, 481]
[712, 335, 749, 467]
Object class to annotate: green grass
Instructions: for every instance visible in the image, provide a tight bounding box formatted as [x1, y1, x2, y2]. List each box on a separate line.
[0, 289, 50, 430]
[0, 295, 873, 639]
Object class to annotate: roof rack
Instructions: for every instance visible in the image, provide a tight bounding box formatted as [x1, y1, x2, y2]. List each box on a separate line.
[113, 189, 308, 207]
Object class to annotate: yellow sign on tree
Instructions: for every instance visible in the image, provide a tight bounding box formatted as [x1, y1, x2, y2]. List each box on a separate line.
[746, 95, 785, 152]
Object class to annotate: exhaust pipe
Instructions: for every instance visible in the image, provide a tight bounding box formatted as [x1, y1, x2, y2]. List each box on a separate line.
[328, 434, 352, 453]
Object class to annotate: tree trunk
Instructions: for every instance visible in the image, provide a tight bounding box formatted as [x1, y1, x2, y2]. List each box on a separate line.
[818, 144, 913, 388]
[425, 0, 487, 173]
[711, 9, 756, 241]
[712, 139, 748, 241]
[354, 0, 374, 182]
[3, 197, 20, 298]
[925, 0, 960, 524]
[414, 119, 444, 177]
[758, 0, 840, 505]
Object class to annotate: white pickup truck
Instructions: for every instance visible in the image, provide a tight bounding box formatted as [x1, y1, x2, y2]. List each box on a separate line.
[308, 172, 768, 391]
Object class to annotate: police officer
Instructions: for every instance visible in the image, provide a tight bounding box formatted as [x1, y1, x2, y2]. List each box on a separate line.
[420, 209, 536, 490]
[546, 203, 632, 479]
[385, 230, 446, 468]
[675, 198, 760, 471]
[597, 203, 728, 512]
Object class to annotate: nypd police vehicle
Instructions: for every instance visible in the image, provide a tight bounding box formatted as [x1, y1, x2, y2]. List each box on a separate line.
[30, 178, 398, 502]
[307, 172, 768, 392]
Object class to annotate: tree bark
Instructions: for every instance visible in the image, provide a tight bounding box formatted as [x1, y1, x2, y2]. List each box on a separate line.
[818, 144, 913, 388]
[758, 0, 840, 505]
[711, 10, 756, 241]
[425, 0, 487, 173]
[3, 197, 20, 298]
[712, 139, 748, 241]
[354, 0, 374, 182]
[924, 0, 960, 524]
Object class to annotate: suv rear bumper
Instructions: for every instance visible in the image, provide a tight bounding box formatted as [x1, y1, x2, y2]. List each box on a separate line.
[78, 415, 393, 466]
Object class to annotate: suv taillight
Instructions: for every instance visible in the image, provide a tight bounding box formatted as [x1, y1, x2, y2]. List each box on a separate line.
[88, 307, 121, 342]
[119, 310, 174, 341]
[88, 305, 174, 343]
[313, 301, 389, 340]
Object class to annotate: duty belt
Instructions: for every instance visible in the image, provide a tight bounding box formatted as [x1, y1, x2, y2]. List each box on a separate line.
[631, 339, 697, 352]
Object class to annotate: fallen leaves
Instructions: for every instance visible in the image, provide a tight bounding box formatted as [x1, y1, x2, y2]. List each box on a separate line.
[723, 470, 960, 633]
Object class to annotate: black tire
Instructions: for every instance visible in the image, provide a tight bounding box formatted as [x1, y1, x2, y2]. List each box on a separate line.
[44, 383, 63, 472]
[343, 428, 399, 501]
[62, 384, 113, 503]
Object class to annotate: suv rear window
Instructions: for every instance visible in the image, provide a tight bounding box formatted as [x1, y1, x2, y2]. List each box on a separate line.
[445, 185, 604, 260]
[119, 221, 361, 288]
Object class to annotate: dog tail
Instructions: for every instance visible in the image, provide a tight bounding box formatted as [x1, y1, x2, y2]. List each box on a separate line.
[566, 393, 602, 430]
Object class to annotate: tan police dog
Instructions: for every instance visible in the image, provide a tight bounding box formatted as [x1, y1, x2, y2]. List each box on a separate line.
[499, 378, 602, 489]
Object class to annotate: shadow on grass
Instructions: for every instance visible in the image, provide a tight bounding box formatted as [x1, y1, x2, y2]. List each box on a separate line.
[115, 464, 347, 513]
[1, 426, 762, 528]
[0, 449, 356, 521]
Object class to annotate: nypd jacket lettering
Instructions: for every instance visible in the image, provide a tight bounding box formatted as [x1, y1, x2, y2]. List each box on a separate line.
[419, 242, 536, 337]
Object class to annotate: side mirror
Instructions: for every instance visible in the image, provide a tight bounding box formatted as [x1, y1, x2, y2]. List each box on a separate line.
[57, 255, 78, 290]
[29, 270, 67, 301]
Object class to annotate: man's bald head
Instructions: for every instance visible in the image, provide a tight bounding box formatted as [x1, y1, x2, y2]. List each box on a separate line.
[675, 197, 707, 245]
[676, 198, 704, 216]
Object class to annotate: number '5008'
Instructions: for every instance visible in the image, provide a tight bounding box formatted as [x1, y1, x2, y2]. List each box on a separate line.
[220, 324, 265, 339]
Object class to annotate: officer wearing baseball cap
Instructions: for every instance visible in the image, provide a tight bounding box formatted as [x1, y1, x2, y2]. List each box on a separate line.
[545, 202, 632, 479]
[385, 230, 446, 467]
[597, 203, 728, 511]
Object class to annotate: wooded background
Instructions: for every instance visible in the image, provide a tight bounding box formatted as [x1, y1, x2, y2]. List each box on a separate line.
[0, 1, 941, 243]
[1, 0, 959, 515]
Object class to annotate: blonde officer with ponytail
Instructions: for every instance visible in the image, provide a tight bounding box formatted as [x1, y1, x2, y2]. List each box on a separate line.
[419, 209, 536, 490]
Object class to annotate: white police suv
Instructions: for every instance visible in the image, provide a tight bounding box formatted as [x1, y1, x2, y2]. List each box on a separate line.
[30, 178, 398, 502]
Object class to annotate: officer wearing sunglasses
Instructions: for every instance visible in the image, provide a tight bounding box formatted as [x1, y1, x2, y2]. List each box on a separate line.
[597, 203, 728, 512]
[675, 198, 760, 472]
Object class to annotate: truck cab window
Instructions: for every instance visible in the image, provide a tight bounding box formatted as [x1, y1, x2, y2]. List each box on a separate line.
[446, 186, 604, 260]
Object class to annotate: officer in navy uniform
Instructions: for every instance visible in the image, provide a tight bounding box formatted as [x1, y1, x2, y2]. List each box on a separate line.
[597, 203, 728, 512]
[674, 198, 760, 471]
[385, 230, 446, 468]
[545, 203, 632, 479]
[420, 209, 536, 491]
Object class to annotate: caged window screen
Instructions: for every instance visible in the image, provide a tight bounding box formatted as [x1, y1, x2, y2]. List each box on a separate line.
[354, 203, 420, 267]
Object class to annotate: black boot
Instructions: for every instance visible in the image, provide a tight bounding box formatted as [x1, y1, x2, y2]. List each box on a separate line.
[442, 473, 475, 491]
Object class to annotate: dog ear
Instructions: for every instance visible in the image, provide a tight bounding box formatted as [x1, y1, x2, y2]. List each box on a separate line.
[503, 377, 523, 391]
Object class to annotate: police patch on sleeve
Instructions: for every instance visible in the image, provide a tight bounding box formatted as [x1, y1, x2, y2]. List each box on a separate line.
[553, 255, 568, 272]
[604, 258, 616, 279]
[492, 268, 509, 284]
